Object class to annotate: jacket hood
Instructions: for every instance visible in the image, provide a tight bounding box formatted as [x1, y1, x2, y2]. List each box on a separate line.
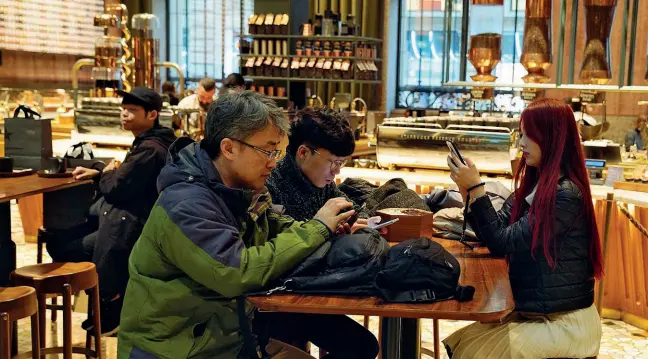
[157, 138, 255, 217]
[135, 125, 177, 149]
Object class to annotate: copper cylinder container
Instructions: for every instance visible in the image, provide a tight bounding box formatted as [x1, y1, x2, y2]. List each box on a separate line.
[580, 0, 618, 85]
[132, 14, 160, 90]
[469, 33, 502, 82]
[520, 0, 552, 83]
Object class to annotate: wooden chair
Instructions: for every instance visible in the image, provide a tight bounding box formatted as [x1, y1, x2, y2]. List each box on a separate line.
[0, 287, 40, 359]
[36, 228, 59, 324]
[11, 262, 102, 359]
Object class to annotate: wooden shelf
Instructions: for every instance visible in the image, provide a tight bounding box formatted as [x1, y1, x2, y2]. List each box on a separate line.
[240, 54, 382, 61]
[236, 34, 382, 43]
[246, 76, 381, 84]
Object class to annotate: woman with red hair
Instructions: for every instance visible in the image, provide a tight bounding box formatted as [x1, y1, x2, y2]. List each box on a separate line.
[444, 98, 603, 359]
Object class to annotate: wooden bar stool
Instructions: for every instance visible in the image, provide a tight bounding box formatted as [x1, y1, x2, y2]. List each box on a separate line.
[10, 262, 102, 359]
[36, 228, 59, 324]
[0, 287, 40, 359]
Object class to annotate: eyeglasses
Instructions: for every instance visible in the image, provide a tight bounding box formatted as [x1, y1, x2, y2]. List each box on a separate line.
[231, 138, 282, 161]
[310, 147, 348, 172]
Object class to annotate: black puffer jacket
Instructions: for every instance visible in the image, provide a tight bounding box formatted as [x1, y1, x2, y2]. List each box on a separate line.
[469, 178, 595, 314]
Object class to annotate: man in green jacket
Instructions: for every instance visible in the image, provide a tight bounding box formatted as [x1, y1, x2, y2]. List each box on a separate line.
[117, 91, 355, 358]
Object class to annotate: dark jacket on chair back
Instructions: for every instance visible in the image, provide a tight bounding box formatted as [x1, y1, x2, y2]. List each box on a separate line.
[468, 178, 595, 314]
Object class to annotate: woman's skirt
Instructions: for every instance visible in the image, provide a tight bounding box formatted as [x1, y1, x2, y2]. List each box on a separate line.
[442, 304, 601, 359]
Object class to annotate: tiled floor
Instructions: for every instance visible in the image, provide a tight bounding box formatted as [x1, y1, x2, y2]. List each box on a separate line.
[8, 202, 648, 358]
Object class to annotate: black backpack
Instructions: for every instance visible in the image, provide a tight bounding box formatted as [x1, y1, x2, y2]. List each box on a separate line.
[375, 237, 475, 303]
[237, 229, 389, 359]
[263, 228, 390, 296]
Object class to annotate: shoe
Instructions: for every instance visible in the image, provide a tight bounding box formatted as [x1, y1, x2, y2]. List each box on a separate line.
[83, 297, 122, 336]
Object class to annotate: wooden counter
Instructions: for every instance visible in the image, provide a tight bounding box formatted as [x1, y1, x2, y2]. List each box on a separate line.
[338, 167, 648, 331]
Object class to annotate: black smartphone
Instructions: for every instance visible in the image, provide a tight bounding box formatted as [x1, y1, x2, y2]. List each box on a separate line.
[345, 202, 366, 227]
[446, 141, 467, 166]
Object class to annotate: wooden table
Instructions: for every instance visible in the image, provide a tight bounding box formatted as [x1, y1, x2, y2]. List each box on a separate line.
[249, 238, 513, 359]
[0, 174, 92, 285]
[0, 174, 92, 355]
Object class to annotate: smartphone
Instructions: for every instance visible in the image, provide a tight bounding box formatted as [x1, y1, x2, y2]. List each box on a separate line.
[371, 218, 400, 230]
[446, 141, 467, 166]
[345, 202, 366, 227]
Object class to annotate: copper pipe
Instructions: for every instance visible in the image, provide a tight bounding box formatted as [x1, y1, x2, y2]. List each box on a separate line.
[155, 62, 185, 96]
[105, 3, 132, 92]
[72, 59, 95, 107]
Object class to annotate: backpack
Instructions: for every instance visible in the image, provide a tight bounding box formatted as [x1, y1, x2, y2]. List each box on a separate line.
[237, 229, 389, 359]
[375, 237, 475, 303]
[264, 228, 390, 296]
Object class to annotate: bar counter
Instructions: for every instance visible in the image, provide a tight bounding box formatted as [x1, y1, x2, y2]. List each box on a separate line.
[338, 166, 648, 332]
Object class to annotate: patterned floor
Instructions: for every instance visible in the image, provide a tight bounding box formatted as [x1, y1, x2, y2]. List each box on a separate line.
[8, 202, 648, 358]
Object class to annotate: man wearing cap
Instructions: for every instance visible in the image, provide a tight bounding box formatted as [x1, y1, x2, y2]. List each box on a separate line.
[71, 87, 176, 335]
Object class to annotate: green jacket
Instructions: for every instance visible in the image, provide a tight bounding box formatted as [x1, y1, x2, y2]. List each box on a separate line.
[117, 139, 330, 359]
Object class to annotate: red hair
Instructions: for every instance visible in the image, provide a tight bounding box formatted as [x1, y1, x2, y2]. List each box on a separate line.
[511, 98, 603, 279]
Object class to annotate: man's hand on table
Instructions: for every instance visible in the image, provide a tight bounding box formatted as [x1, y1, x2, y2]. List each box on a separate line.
[72, 167, 100, 180]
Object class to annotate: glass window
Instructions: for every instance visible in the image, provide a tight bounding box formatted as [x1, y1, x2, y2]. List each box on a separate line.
[167, 0, 253, 84]
[396, 0, 525, 108]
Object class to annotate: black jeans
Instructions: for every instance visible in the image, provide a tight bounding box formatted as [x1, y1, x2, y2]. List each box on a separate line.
[258, 312, 379, 359]
[44, 219, 98, 263]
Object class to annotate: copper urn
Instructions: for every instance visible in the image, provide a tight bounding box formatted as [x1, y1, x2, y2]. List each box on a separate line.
[580, 0, 618, 85]
[520, 0, 552, 83]
[469, 33, 502, 82]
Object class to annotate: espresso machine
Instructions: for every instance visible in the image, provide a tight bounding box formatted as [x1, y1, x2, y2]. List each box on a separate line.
[376, 114, 518, 174]
[71, 5, 185, 142]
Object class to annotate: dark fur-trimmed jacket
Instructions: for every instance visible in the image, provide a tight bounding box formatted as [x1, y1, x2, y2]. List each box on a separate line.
[468, 178, 595, 314]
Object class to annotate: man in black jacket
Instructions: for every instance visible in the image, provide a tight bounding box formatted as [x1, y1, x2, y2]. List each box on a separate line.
[69, 87, 176, 335]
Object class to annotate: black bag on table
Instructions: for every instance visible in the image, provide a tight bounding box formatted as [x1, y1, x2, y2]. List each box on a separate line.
[4, 105, 52, 170]
[237, 229, 390, 359]
[263, 228, 390, 296]
[375, 237, 475, 303]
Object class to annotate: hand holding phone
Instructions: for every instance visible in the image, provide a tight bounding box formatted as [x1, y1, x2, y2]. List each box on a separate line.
[370, 218, 399, 230]
[346, 202, 367, 227]
[446, 141, 467, 166]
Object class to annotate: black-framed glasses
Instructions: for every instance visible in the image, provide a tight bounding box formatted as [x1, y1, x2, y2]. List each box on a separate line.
[310, 147, 348, 172]
[231, 138, 282, 161]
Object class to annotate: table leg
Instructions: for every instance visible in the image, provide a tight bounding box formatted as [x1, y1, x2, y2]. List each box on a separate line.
[380, 317, 421, 359]
[380, 318, 402, 359]
[0, 201, 17, 356]
[401, 318, 421, 359]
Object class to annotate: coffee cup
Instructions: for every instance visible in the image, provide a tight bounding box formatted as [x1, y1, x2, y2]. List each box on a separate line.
[41, 157, 67, 174]
[0, 157, 14, 173]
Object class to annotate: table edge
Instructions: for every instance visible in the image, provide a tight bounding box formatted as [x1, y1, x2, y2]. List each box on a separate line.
[248, 296, 514, 323]
[0, 178, 93, 203]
